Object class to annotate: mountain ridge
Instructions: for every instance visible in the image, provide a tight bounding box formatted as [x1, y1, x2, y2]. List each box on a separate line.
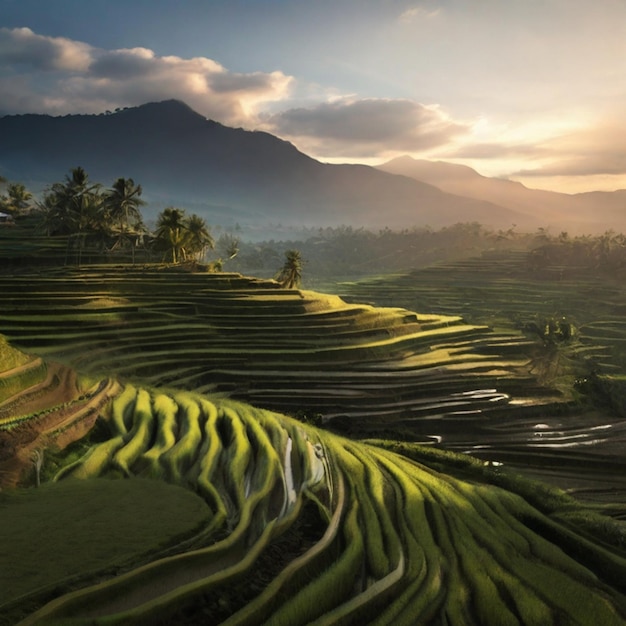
[0, 100, 619, 235]
[378, 155, 626, 234]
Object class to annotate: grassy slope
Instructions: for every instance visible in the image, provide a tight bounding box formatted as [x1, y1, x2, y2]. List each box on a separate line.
[0, 478, 211, 623]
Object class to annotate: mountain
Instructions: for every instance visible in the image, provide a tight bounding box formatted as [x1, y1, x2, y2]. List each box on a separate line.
[0, 100, 526, 234]
[378, 156, 626, 234]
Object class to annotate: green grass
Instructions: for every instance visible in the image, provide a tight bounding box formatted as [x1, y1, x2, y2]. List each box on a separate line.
[0, 335, 34, 372]
[0, 478, 212, 609]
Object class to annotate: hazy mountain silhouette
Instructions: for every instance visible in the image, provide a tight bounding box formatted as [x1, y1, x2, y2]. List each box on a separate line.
[0, 100, 568, 233]
[378, 156, 626, 234]
[0, 100, 521, 232]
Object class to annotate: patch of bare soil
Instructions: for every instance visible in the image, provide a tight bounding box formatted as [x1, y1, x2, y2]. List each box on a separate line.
[0, 361, 75, 421]
[0, 367, 120, 489]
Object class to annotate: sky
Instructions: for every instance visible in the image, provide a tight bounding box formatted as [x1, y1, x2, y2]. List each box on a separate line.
[1, 0, 625, 194]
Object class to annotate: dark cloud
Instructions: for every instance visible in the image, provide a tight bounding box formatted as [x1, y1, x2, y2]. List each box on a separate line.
[264, 98, 468, 157]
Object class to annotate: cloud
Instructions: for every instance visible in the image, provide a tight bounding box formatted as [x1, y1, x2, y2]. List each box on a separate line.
[89, 48, 162, 80]
[511, 122, 626, 178]
[445, 142, 548, 160]
[398, 6, 441, 23]
[0, 27, 293, 126]
[262, 98, 468, 158]
[0, 29, 466, 159]
[0, 27, 91, 72]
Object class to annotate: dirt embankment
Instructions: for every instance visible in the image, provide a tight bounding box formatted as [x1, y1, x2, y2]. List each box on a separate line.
[0, 362, 120, 489]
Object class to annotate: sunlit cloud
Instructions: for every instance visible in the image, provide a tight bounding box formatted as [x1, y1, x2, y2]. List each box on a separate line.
[262, 97, 468, 159]
[512, 122, 626, 178]
[1, 18, 625, 194]
[89, 48, 162, 80]
[0, 27, 293, 126]
[425, 113, 621, 183]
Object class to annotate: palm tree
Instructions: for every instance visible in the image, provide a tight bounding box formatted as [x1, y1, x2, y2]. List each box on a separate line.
[74, 191, 104, 265]
[185, 213, 214, 262]
[276, 249, 303, 288]
[36, 192, 71, 236]
[0, 175, 7, 211]
[52, 166, 99, 202]
[104, 177, 146, 262]
[105, 177, 145, 233]
[154, 207, 188, 263]
[41, 167, 104, 264]
[218, 233, 240, 260]
[5, 183, 33, 216]
[48, 167, 103, 229]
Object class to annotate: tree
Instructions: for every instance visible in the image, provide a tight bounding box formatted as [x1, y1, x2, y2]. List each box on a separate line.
[5, 183, 33, 216]
[39, 167, 105, 263]
[185, 213, 214, 261]
[154, 207, 188, 263]
[276, 249, 303, 288]
[36, 191, 76, 236]
[218, 233, 240, 260]
[104, 177, 145, 233]
[44, 167, 103, 233]
[104, 177, 146, 262]
[154, 208, 216, 264]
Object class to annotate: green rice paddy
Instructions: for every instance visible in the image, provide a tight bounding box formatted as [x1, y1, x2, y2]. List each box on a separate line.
[0, 478, 212, 620]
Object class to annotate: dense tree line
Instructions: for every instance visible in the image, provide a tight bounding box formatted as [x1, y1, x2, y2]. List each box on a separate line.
[529, 230, 626, 273]
[2, 167, 221, 268]
[230, 222, 540, 280]
[231, 224, 626, 284]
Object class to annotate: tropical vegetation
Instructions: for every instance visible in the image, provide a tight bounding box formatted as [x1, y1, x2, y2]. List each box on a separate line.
[154, 206, 215, 263]
[0, 181, 33, 216]
[2, 167, 226, 268]
[276, 249, 303, 288]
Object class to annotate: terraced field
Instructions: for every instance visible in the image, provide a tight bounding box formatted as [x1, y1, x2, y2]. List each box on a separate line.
[335, 250, 626, 503]
[2, 263, 624, 503]
[0, 265, 557, 418]
[2, 345, 626, 625]
[2, 262, 626, 624]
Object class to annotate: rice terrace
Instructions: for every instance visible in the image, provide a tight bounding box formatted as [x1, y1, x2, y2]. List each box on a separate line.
[2, 179, 626, 625]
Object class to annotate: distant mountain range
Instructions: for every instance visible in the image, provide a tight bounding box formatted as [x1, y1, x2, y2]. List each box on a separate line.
[0, 100, 623, 235]
[378, 156, 626, 235]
